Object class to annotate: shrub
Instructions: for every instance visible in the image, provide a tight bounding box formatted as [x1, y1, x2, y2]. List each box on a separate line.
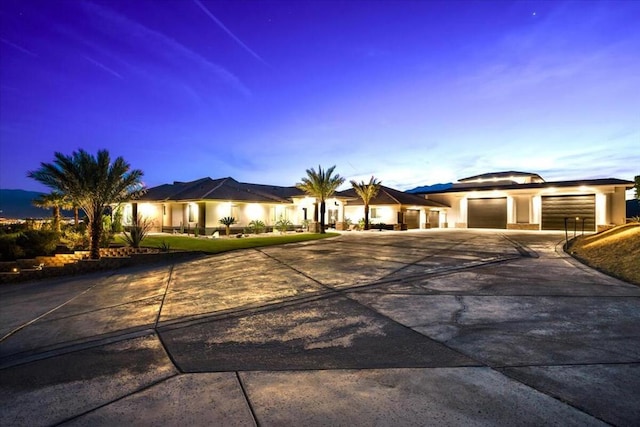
[100, 214, 115, 247]
[0, 234, 24, 261]
[158, 240, 171, 252]
[123, 216, 154, 248]
[275, 217, 293, 234]
[60, 228, 90, 250]
[15, 230, 59, 258]
[112, 206, 124, 232]
[248, 220, 266, 234]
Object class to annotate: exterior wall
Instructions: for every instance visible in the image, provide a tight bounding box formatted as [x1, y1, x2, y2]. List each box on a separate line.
[369, 204, 398, 225]
[343, 204, 399, 225]
[515, 196, 530, 223]
[595, 193, 607, 227]
[137, 202, 163, 231]
[172, 203, 185, 227]
[532, 195, 541, 225]
[611, 187, 627, 224]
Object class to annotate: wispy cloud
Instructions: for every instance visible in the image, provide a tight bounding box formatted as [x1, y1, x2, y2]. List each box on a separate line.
[83, 55, 123, 79]
[80, 1, 250, 96]
[0, 38, 37, 57]
[193, 0, 269, 67]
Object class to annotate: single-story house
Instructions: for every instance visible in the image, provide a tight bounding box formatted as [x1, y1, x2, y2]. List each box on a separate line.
[336, 185, 448, 229]
[123, 177, 448, 234]
[122, 177, 309, 234]
[409, 171, 633, 232]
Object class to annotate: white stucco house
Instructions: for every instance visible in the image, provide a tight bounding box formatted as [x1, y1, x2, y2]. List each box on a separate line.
[408, 171, 633, 232]
[122, 177, 305, 234]
[122, 171, 632, 234]
[123, 177, 448, 234]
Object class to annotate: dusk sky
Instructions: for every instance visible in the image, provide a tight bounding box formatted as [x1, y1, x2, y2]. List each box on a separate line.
[1, 0, 638, 194]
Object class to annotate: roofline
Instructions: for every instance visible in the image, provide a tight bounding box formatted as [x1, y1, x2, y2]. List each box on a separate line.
[458, 171, 544, 182]
[413, 178, 634, 194]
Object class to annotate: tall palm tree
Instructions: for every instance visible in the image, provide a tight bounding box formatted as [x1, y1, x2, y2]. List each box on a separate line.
[32, 192, 67, 232]
[351, 176, 381, 230]
[28, 149, 144, 259]
[296, 165, 345, 234]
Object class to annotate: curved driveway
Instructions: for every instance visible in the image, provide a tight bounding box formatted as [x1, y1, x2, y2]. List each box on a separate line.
[1, 230, 639, 426]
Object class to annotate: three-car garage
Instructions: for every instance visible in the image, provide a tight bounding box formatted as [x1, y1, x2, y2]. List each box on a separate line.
[414, 172, 631, 232]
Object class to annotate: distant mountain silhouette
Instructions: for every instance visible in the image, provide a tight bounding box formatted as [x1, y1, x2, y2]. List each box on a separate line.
[405, 183, 453, 194]
[0, 189, 46, 219]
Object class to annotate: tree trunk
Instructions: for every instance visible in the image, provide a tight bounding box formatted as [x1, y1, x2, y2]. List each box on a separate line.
[74, 207, 79, 227]
[53, 206, 61, 233]
[320, 200, 326, 234]
[364, 204, 370, 230]
[89, 210, 102, 259]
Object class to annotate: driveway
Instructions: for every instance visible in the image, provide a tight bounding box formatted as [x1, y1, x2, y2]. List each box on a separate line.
[1, 230, 639, 426]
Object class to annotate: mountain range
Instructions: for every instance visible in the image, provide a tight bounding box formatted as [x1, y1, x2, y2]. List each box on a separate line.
[0, 189, 47, 219]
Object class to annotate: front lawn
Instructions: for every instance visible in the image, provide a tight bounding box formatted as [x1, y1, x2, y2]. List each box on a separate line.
[115, 232, 339, 254]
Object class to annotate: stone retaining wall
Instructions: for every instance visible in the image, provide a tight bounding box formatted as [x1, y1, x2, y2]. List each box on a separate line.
[0, 250, 200, 284]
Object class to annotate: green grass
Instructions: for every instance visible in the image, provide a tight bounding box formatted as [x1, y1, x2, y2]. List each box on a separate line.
[115, 232, 339, 254]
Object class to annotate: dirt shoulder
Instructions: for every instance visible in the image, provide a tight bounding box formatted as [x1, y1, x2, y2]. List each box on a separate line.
[569, 223, 640, 286]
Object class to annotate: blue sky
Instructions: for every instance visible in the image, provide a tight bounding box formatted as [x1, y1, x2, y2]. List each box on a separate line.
[1, 0, 638, 194]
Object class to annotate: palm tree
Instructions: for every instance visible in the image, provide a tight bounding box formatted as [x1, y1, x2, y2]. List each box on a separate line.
[219, 216, 237, 236]
[351, 176, 382, 230]
[296, 165, 345, 234]
[61, 197, 81, 227]
[28, 149, 144, 259]
[32, 192, 66, 232]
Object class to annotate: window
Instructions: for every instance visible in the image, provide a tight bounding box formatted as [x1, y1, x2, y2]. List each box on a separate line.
[370, 208, 378, 219]
[188, 205, 195, 222]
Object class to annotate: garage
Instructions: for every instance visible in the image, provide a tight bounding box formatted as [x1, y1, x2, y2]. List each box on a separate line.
[467, 198, 507, 229]
[541, 195, 595, 231]
[405, 209, 420, 229]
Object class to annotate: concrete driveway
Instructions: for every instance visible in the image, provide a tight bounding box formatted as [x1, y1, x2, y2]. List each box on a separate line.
[1, 230, 639, 426]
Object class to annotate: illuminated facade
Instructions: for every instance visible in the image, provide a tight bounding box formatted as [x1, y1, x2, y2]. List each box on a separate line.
[410, 171, 633, 231]
[124, 177, 448, 234]
[336, 185, 448, 229]
[123, 172, 632, 234]
[123, 177, 306, 233]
